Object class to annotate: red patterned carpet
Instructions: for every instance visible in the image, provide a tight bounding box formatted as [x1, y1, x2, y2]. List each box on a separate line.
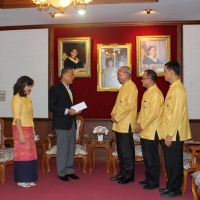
[1, 160, 193, 200]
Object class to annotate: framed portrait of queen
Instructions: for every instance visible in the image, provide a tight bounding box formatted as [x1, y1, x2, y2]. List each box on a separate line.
[136, 36, 171, 77]
[58, 37, 91, 77]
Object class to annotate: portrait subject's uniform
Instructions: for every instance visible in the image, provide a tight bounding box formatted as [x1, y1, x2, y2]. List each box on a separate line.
[161, 79, 191, 193]
[48, 81, 76, 177]
[64, 57, 84, 69]
[111, 80, 138, 179]
[137, 84, 164, 185]
[143, 56, 163, 65]
[102, 66, 119, 87]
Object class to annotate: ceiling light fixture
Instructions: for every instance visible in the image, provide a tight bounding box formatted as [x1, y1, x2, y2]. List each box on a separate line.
[32, 0, 92, 14]
[145, 9, 152, 14]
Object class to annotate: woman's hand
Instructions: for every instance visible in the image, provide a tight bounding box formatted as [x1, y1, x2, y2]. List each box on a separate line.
[20, 133, 25, 143]
[33, 127, 36, 136]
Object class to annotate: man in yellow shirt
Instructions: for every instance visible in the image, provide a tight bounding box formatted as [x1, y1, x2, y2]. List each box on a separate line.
[110, 66, 138, 184]
[134, 69, 164, 190]
[160, 61, 191, 198]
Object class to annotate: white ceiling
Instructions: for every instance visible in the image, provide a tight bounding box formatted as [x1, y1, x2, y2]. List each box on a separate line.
[0, 0, 200, 27]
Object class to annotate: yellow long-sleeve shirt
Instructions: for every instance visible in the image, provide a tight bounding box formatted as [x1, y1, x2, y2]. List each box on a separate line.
[161, 79, 191, 141]
[137, 84, 164, 140]
[111, 80, 138, 133]
[11, 93, 34, 127]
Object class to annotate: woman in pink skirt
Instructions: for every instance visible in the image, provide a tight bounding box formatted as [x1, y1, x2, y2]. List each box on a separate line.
[11, 76, 38, 188]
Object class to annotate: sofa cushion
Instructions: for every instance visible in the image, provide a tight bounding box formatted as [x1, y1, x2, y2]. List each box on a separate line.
[133, 133, 140, 142]
[46, 144, 87, 155]
[0, 148, 14, 163]
[112, 145, 142, 157]
[192, 171, 200, 189]
[183, 152, 195, 170]
[76, 120, 81, 140]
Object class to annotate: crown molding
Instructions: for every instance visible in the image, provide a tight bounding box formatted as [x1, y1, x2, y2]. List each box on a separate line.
[0, 0, 158, 9]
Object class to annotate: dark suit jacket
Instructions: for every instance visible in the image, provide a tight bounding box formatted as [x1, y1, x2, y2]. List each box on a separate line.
[48, 81, 76, 130]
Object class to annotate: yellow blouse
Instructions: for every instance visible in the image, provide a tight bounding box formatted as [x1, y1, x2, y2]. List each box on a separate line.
[137, 84, 164, 140]
[11, 93, 34, 127]
[161, 79, 191, 141]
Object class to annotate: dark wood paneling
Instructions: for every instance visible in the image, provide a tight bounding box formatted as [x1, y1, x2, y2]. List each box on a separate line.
[177, 24, 183, 79]
[2, 118, 200, 161]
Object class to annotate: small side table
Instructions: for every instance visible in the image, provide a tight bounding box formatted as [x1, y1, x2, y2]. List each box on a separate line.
[35, 139, 46, 173]
[88, 139, 112, 174]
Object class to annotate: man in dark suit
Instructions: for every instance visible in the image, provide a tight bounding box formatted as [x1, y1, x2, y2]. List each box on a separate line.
[49, 68, 81, 182]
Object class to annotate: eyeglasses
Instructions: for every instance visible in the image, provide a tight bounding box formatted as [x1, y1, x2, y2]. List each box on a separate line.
[141, 78, 149, 80]
[117, 72, 127, 76]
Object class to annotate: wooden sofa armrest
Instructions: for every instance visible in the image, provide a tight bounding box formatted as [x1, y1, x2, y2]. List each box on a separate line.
[112, 136, 117, 151]
[191, 146, 200, 167]
[47, 134, 57, 150]
[184, 140, 200, 151]
[4, 137, 13, 141]
[134, 142, 141, 145]
[82, 135, 89, 150]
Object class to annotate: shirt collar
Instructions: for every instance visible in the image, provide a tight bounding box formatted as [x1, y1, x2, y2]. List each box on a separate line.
[169, 79, 181, 88]
[61, 81, 69, 89]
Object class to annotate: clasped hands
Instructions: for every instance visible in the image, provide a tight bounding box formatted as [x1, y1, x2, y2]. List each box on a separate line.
[68, 109, 82, 116]
[133, 123, 142, 132]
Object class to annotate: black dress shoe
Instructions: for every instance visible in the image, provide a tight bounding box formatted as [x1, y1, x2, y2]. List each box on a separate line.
[139, 180, 149, 185]
[118, 178, 134, 184]
[58, 175, 70, 181]
[159, 188, 169, 193]
[143, 183, 160, 190]
[111, 175, 124, 181]
[161, 191, 182, 198]
[67, 173, 79, 180]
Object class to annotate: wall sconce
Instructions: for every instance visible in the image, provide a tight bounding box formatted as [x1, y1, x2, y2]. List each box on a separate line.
[145, 9, 152, 14]
[49, 12, 56, 17]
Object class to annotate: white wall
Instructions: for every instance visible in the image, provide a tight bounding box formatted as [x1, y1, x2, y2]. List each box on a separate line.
[0, 29, 48, 118]
[183, 25, 200, 119]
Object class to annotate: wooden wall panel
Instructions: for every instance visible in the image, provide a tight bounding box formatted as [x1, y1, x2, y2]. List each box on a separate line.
[2, 118, 200, 162]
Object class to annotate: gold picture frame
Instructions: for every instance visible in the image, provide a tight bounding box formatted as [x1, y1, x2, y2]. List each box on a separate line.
[58, 37, 91, 77]
[97, 43, 132, 92]
[136, 35, 171, 77]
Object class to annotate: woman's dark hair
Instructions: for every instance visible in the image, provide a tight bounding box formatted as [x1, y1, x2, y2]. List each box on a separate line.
[147, 46, 156, 52]
[13, 76, 34, 97]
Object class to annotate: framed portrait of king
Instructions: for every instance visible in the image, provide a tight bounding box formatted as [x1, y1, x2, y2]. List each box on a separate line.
[136, 36, 171, 77]
[97, 43, 132, 92]
[58, 37, 91, 77]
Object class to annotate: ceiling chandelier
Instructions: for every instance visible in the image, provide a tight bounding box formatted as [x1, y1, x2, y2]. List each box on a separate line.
[32, 0, 92, 14]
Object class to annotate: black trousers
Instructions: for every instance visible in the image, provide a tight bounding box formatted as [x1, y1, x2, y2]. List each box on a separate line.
[163, 133, 184, 193]
[115, 127, 135, 179]
[140, 132, 160, 185]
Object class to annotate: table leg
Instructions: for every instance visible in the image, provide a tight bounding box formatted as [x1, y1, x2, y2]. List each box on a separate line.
[41, 142, 45, 173]
[89, 144, 93, 174]
[93, 146, 95, 170]
[106, 146, 111, 174]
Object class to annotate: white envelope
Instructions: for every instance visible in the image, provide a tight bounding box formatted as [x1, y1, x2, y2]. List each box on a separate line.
[71, 101, 87, 112]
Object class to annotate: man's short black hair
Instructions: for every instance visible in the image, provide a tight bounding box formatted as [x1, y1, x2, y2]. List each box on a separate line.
[61, 67, 73, 77]
[164, 61, 181, 76]
[144, 69, 157, 82]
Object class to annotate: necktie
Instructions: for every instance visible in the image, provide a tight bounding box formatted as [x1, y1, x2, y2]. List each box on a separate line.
[66, 87, 73, 103]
